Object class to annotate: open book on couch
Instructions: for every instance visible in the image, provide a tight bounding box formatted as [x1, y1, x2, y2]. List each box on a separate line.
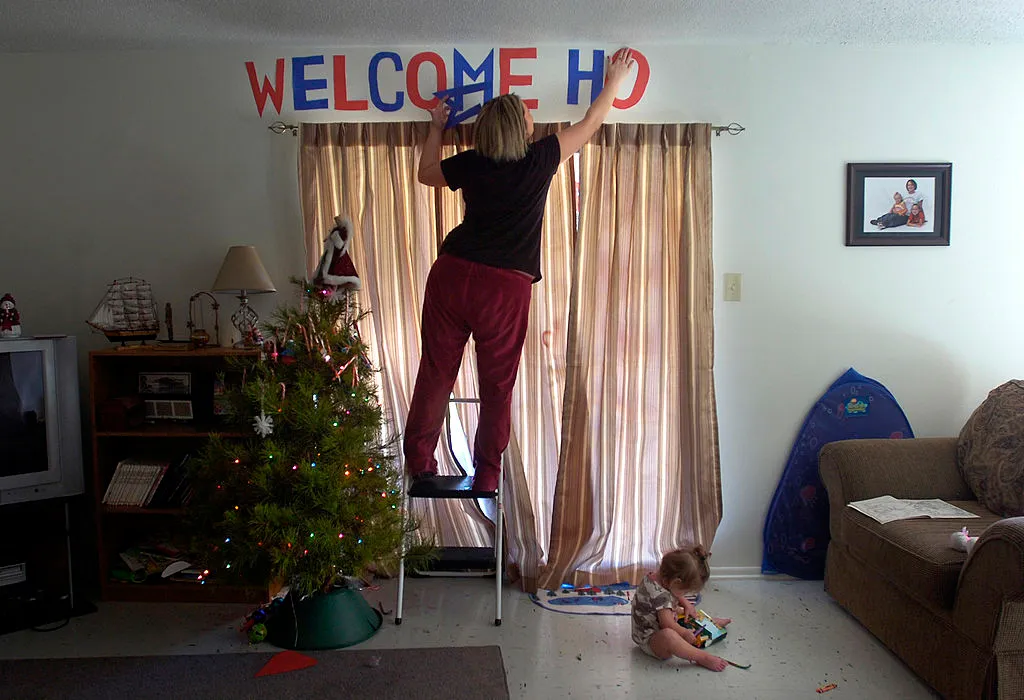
[847, 495, 980, 524]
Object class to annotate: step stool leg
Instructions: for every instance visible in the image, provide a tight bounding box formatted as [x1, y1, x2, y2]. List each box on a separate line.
[495, 470, 503, 626]
[396, 470, 408, 625]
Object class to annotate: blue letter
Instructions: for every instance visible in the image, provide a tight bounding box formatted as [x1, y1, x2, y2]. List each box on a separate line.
[368, 52, 405, 112]
[567, 49, 605, 105]
[454, 49, 494, 104]
[292, 55, 329, 110]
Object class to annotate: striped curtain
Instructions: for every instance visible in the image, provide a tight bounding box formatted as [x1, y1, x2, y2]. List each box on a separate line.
[538, 123, 721, 589]
[299, 121, 720, 593]
[298, 123, 573, 589]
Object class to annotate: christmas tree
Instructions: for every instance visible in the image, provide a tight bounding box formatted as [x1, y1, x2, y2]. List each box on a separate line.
[187, 280, 426, 598]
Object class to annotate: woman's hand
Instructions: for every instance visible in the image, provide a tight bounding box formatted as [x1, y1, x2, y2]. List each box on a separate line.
[605, 48, 636, 88]
[429, 100, 451, 130]
[556, 45, 637, 162]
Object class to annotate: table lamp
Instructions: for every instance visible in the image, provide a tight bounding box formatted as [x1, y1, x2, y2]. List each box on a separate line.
[210, 245, 276, 346]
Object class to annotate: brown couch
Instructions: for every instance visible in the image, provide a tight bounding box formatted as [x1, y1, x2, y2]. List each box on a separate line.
[819, 437, 1024, 700]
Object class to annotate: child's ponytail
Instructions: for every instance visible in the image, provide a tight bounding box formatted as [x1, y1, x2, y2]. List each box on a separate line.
[659, 543, 712, 592]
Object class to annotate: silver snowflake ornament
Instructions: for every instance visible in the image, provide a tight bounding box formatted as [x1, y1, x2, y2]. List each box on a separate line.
[253, 412, 275, 437]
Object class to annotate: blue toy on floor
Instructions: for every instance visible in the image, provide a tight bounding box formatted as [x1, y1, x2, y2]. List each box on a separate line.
[762, 368, 914, 580]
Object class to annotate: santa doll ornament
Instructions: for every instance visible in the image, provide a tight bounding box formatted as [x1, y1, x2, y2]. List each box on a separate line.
[314, 216, 361, 295]
[0, 294, 21, 338]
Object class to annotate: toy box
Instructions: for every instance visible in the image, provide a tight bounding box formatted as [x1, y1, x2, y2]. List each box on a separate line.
[679, 609, 727, 648]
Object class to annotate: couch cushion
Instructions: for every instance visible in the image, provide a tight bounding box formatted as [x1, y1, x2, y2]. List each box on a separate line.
[957, 379, 1024, 517]
[841, 500, 1002, 610]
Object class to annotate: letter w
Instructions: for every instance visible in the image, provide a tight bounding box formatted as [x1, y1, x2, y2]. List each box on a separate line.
[246, 59, 285, 116]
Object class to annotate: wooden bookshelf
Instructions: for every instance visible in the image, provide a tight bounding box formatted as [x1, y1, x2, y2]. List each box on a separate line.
[89, 346, 268, 603]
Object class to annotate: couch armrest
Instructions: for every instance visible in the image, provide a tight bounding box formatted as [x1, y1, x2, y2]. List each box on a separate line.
[954, 517, 1024, 651]
[818, 437, 972, 543]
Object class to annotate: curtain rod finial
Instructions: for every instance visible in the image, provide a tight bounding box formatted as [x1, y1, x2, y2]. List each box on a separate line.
[269, 121, 298, 136]
[712, 122, 745, 136]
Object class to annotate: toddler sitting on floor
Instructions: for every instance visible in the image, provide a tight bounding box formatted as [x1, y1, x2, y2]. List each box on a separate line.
[631, 545, 732, 671]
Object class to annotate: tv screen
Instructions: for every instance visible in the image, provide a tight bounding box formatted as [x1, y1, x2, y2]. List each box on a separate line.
[0, 350, 49, 478]
[0, 336, 84, 505]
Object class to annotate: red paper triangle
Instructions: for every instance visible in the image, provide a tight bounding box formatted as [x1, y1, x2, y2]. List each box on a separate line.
[255, 650, 318, 677]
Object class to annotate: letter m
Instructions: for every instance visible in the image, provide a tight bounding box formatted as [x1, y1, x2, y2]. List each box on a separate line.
[454, 49, 494, 103]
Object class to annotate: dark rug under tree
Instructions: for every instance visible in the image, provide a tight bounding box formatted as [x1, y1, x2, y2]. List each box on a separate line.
[0, 645, 508, 700]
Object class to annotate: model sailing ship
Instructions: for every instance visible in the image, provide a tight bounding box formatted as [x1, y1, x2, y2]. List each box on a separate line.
[87, 277, 160, 344]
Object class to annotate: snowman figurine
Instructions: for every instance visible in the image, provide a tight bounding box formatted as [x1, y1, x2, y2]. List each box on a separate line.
[0, 294, 21, 338]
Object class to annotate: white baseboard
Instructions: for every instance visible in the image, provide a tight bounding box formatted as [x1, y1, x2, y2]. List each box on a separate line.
[710, 566, 771, 579]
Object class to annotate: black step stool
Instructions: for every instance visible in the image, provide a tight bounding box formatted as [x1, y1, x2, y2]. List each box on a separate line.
[395, 399, 504, 626]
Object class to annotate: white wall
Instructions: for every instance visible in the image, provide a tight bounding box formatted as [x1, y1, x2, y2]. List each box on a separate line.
[1, 44, 1022, 572]
[698, 45, 1024, 570]
[0, 51, 304, 349]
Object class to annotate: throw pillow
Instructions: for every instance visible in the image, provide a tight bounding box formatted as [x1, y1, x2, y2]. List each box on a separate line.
[957, 380, 1024, 517]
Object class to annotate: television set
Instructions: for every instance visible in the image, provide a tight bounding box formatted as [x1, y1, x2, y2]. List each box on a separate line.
[0, 336, 84, 506]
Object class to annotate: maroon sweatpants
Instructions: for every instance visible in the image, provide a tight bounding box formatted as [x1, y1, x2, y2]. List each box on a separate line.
[403, 254, 532, 483]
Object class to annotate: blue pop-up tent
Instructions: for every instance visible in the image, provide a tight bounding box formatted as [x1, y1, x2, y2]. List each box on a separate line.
[762, 368, 914, 580]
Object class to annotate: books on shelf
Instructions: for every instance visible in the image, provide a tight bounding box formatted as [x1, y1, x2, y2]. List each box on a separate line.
[847, 495, 980, 525]
[102, 455, 193, 508]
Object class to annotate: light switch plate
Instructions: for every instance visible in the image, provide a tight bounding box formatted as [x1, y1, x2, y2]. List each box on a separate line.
[724, 273, 741, 302]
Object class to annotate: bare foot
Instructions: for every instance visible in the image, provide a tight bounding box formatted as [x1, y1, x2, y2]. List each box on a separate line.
[712, 617, 732, 628]
[698, 652, 729, 672]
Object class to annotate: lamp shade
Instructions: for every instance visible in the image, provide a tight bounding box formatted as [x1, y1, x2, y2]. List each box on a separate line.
[211, 245, 276, 294]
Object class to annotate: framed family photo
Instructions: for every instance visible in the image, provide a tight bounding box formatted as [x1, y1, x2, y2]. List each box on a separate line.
[845, 163, 952, 246]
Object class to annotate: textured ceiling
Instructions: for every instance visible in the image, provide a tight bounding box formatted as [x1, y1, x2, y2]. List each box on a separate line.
[2, 0, 1024, 52]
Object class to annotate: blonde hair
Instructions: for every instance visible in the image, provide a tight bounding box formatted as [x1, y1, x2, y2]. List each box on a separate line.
[658, 544, 711, 592]
[473, 94, 529, 163]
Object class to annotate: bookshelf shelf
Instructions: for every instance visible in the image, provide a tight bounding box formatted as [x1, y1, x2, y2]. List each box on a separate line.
[102, 506, 185, 516]
[97, 426, 248, 438]
[89, 347, 262, 604]
[101, 580, 270, 604]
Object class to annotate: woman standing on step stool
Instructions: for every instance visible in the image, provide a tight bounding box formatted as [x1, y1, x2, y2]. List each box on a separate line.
[404, 48, 637, 493]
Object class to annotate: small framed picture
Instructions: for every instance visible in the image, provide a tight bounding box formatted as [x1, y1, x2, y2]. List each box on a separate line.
[846, 163, 952, 246]
[138, 372, 192, 395]
[144, 399, 194, 421]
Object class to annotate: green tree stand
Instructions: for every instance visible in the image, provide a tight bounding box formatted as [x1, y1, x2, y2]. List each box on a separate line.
[266, 586, 383, 650]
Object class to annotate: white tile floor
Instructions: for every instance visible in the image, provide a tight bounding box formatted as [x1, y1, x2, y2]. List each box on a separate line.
[0, 577, 938, 699]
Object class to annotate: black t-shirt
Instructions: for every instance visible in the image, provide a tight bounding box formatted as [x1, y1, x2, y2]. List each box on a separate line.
[438, 133, 561, 283]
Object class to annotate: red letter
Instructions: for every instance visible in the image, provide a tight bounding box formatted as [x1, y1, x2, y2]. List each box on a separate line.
[245, 59, 285, 116]
[333, 55, 369, 110]
[499, 48, 538, 109]
[406, 52, 448, 110]
[611, 48, 650, 110]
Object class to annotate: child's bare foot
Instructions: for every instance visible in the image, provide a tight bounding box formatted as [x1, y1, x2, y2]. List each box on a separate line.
[698, 652, 729, 672]
[712, 617, 732, 628]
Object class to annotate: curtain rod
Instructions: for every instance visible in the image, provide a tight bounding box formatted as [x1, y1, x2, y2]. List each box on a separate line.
[269, 120, 745, 137]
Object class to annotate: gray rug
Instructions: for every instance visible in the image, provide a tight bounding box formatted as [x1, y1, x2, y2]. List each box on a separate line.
[0, 646, 508, 700]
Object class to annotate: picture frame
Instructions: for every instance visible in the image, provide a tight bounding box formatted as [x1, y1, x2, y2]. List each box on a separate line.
[138, 372, 192, 395]
[846, 163, 952, 247]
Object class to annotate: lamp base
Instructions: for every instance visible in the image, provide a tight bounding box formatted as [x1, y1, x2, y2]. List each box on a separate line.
[231, 294, 262, 347]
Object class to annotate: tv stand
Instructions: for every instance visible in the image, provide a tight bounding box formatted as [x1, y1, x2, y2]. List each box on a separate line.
[0, 496, 93, 635]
